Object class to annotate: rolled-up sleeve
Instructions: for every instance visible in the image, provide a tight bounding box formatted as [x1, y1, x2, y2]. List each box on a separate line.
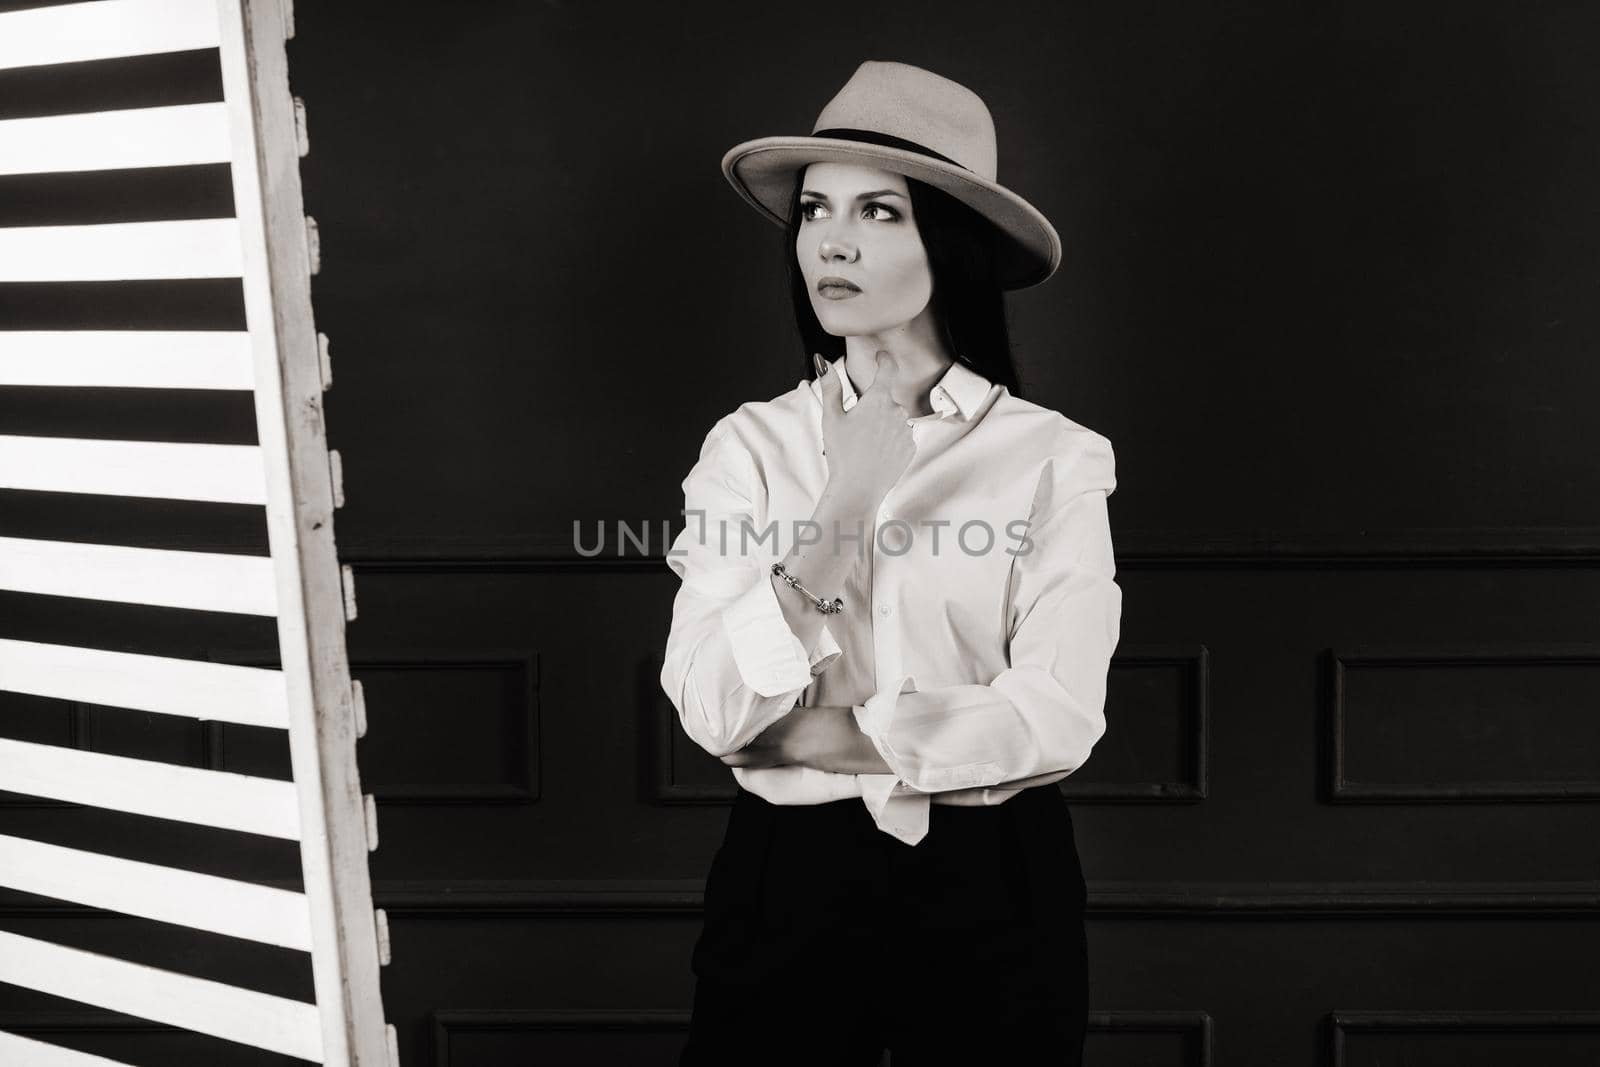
[852, 430, 1121, 844]
[660, 417, 843, 758]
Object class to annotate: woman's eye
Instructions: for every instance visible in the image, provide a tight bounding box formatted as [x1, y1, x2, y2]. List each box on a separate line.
[800, 201, 898, 222]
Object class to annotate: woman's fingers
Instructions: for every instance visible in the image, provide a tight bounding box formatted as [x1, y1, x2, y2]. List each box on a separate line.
[817, 356, 841, 408]
[814, 355, 838, 456]
[720, 748, 782, 768]
[855, 349, 900, 409]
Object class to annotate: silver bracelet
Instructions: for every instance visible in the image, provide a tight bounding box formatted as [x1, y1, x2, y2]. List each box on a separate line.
[771, 562, 844, 615]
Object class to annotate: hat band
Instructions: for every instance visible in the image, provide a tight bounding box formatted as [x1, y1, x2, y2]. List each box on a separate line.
[810, 127, 969, 172]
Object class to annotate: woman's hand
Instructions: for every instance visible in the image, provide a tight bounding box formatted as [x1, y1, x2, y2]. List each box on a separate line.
[719, 705, 893, 775]
[814, 350, 917, 510]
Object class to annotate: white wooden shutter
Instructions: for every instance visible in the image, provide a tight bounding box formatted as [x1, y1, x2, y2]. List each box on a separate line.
[0, 1, 396, 1063]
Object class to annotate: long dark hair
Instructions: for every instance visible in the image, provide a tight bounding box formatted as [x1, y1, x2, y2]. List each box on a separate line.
[782, 169, 1027, 399]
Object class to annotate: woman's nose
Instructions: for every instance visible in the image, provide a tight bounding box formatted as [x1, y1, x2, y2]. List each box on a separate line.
[818, 237, 857, 262]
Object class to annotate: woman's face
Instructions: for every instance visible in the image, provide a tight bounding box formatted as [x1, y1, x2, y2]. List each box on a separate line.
[795, 162, 934, 337]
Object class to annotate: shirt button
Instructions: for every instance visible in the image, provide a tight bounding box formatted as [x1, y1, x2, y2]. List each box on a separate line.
[878, 604, 892, 617]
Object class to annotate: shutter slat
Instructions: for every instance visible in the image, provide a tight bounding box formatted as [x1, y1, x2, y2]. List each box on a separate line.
[0, 930, 322, 1062]
[0, 833, 314, 951]
[0, 738, 301, 840]
[0, 536, 278, 616]
[0, 220, 243, 282]
[0, 0, 222, 72]
[0, 103, 231, 177]
[0, 331, 255, 390]
[0, 1031, 136, 1067]
[0, 638, 289, 730]
[0, 435, 267, 504]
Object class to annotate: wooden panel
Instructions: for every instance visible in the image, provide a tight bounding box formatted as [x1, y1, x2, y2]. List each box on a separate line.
[0, 638, 289, 730]
[207, 649, 541, 804]
[0, 435, 266, 504]
[0, 331, 254, 390]
[1333, 1011, 1600, 1067]
[0, 536, 277, 615]
[1082, 1011, 1212, 1067]
[389, 911, 1600, 1066]
[0, 102, 229, 177]
[433, 1009, 690, 1067]
[357, 879, 1600, 919]
[1330, 646, 1600, 800]
[0, 930, 321, 1062]
[430, 1008, 1211, 1067]
[280, 563, 1600, 889]
[0, 833, 313, 951]
[343, 654, 538, 804]
[0, 0, 221, 72]
[0, 220, 242, 282]
[1062, 645, 1209, 803]
[0, 736, 300, 839]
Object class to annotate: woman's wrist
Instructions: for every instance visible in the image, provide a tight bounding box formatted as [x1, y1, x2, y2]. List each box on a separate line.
[820, 477, 884, 519]
[790, 706, 894, 776]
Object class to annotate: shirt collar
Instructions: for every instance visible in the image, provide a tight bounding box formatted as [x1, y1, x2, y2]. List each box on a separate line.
[823, 355, 992, 421]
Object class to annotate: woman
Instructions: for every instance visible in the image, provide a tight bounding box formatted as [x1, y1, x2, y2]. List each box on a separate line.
[661, 60, 1120, 1066]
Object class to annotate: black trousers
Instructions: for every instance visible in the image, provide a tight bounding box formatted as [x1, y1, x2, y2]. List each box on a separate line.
[679, 783, 1089, 1066]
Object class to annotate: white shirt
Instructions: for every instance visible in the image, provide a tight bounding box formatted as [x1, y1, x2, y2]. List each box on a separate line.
[660, 354, 1121, 846]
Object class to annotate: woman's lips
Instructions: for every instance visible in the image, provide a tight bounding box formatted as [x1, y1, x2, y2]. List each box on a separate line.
[818, 285, 861, 300]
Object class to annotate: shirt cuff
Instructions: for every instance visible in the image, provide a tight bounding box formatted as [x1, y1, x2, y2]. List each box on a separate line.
[721, 568, 843, 696]
[852, 676, 1009, 801]
[808, 617, 842, 675]
[858, 773, 930, 846]
[852, 676, 929, 845]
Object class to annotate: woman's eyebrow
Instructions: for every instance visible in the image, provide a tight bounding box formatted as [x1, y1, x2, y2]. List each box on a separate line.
[799, 189, 907, 201]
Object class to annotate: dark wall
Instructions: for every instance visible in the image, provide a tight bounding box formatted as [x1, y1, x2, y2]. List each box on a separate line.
[2, 2, 1598, 1065]
[287, 0, 1600, 561]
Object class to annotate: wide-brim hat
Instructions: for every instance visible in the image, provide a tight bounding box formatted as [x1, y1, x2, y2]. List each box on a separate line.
[721, 59, 1061, 291]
